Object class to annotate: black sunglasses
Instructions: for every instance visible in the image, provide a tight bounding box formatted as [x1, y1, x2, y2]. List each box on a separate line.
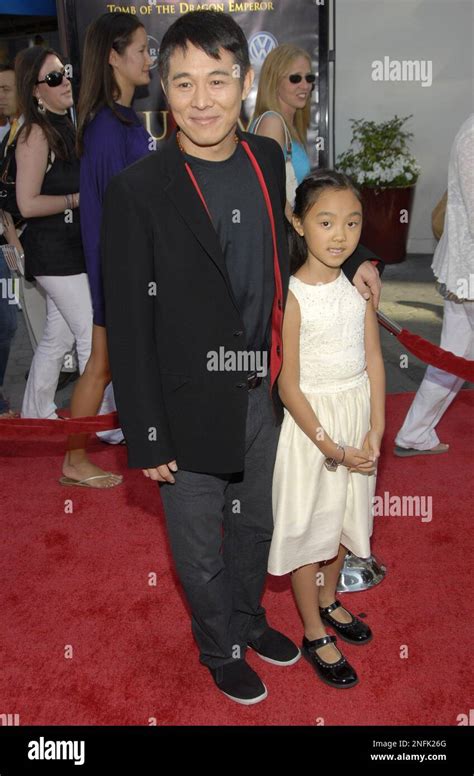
[36, 69, 70, 88]
[288, 73, 316, 84]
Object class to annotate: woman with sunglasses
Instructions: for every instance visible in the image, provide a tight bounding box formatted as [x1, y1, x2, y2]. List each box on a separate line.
[250, 44, 313, 219]
[15, 46, 121, 488]
[57, 12, 154, 483]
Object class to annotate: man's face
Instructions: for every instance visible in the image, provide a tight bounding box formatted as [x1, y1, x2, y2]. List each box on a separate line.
[162, 43, 253, 154]
[0, 70, 17, 119]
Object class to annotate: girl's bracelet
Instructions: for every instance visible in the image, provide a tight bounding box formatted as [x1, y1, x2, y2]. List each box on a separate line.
[324, 443, 345, 472]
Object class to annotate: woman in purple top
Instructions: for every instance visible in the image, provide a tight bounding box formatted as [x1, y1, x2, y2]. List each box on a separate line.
[62, 12, 153, 488]
[80, 99, 152, 327]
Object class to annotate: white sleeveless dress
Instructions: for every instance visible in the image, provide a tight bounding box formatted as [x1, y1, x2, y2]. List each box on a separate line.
[268, 272, 376, 576]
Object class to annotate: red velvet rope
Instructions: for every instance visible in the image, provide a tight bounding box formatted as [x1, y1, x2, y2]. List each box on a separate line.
[398, 329, 474, 382]
[0, 329, 472, 439]
[0, 411, 119, 439]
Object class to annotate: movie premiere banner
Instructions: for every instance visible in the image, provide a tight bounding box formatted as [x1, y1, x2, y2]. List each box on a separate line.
[57, 0, 329, 165]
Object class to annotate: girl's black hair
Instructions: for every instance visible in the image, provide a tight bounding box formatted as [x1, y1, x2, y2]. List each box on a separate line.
[289, 169, 363, 274]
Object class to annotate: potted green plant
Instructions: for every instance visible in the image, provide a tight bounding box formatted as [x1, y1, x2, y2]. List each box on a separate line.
[336, 115, 420, 263]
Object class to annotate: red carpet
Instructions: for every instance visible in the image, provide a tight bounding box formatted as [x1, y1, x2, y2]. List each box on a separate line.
[0, 391, 472, 726]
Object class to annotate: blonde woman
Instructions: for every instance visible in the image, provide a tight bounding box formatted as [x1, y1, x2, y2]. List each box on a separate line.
[250, 44, 313, 218]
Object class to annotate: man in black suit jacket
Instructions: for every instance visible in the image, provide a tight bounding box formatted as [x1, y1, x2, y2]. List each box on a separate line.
[101, 11, 381, 705]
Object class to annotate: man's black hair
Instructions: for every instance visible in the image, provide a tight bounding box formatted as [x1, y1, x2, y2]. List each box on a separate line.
[158, 11, 250, 86]
[0, 64, 14, 73]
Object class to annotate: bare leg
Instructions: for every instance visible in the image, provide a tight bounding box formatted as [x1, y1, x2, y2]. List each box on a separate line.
[318, 544, 353, 623]
[62, 325, 122, 487]
[291, 562, 343, 663]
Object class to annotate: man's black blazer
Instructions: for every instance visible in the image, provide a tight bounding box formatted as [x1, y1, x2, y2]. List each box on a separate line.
[101, 126, 377, 474]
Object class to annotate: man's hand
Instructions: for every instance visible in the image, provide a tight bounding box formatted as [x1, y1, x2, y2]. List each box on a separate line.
[142, 460, 178, 484]
[353, 260, 382, 309]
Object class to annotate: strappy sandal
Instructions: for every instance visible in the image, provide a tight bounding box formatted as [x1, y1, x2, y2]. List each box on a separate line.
[59, 474, 123, 488]
[319, 600, 372, 644]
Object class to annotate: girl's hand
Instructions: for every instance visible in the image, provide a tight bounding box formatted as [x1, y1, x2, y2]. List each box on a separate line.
[349, 430, 383, 473]
[364, 428, 383, 459]
[342, 445, 374, 471]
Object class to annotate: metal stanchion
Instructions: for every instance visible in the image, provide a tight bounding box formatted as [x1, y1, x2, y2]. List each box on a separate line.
[337, 552, 386, 592]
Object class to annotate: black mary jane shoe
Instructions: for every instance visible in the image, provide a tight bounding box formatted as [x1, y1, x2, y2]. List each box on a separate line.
[319, 600, 373, 644]
[302, 635, 358, 689]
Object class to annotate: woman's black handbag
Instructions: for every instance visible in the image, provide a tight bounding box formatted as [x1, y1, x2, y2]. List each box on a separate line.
[0, 134, 23, 224]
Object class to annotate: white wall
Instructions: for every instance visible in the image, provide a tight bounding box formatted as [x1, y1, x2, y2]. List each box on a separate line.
[333, 0, 473, 253]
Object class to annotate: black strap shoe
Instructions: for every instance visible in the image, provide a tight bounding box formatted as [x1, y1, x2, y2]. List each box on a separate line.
[209, 659, 268, 705]
[248, 627, 301, 666]
[319, 600, 373, 644]
[302, 634, 358, 689]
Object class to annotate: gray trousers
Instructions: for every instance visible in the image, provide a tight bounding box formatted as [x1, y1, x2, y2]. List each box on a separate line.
[159, 377, 280, 669]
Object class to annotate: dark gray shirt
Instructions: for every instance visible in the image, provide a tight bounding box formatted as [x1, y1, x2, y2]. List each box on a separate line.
[183, 142, 274, 355]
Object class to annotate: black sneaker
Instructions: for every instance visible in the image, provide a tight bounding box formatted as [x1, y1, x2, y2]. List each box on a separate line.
[209, 659, 268, 705]
[248, 627, 301, 666]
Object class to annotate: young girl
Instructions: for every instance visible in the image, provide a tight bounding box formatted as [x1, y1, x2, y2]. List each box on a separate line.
[269, 170, 385, 689]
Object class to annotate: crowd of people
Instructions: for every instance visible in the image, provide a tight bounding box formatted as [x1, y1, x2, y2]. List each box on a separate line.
[0, 9, 471, 704]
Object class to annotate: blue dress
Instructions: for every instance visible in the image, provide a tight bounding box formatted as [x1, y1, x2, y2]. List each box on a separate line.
[80, 103, 151, 326]
[289, 139, 311, 184]
[249, 112, 311, 185]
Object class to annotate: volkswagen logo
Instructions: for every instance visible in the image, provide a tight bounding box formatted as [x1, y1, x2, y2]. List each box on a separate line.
[147, 35, 159, 70]
[248, 32, 278, 66]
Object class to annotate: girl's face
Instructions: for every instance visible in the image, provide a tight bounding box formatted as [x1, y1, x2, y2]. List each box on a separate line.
[293, 187, 363, 269]
[109, 26, 153, 89]
[34, 55, 73, 114]
[277, 55, 313, 113]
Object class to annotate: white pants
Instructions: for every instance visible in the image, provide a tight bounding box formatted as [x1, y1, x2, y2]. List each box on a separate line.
[21, 273, 122, 441]
[395, 299, 474, 450]
[19, 277, 77, 371]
